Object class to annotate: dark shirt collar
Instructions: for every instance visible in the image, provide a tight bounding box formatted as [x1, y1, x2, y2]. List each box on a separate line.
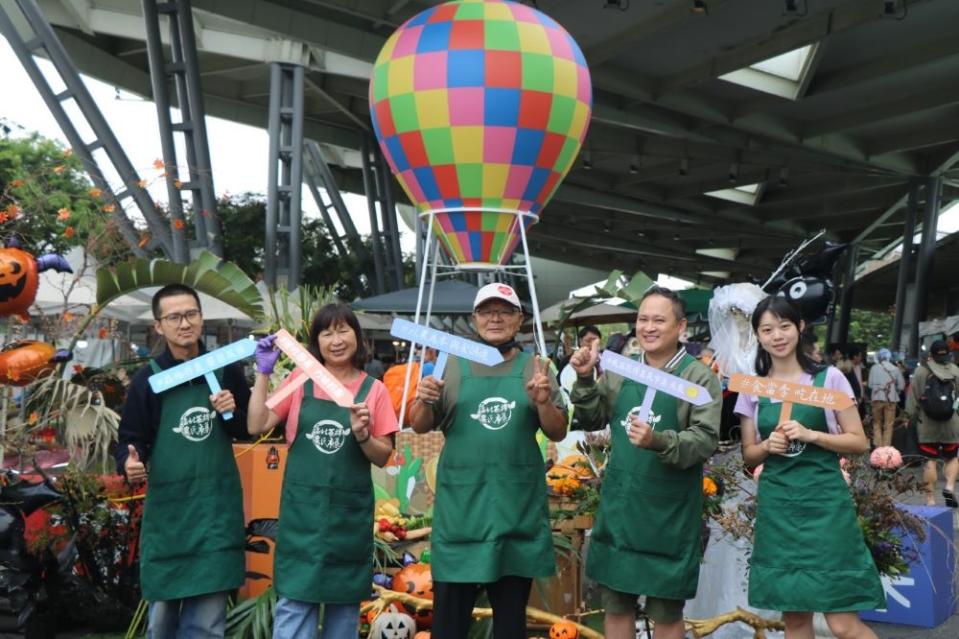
[155, 341, 208, 369]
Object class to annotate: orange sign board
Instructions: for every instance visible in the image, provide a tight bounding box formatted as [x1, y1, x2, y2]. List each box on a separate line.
[728, 373, 854, 423]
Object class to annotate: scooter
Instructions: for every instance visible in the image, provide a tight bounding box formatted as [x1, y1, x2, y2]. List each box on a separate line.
[0, 467, 75, 639]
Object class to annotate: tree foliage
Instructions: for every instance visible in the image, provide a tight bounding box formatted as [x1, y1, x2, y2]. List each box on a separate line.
[0, 128, 133, 264]
[217, 192, 413, 300]
[847, 308, 895, 352]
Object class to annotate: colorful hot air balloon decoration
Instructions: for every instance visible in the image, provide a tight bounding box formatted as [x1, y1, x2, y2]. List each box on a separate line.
[369, 0, 592, 268]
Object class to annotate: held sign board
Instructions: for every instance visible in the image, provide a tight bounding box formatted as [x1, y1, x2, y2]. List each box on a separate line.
[390, 318, 504, 380]
[148, 338, 256, 420]
[264, 330, 353, 410]
[728, 373, 854, 423]
[600, 350, 712, 422]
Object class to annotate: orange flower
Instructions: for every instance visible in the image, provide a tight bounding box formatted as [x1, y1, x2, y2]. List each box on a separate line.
[153, 158, 165, 170]
[173, 219, 185, 230]
[63, 311, 75, 322]
[88, 187, 102, 198]
[10, 179, 24, 188]
[27, 412, 39, 425]
[702, 476, 718, 497]
[102, 203, 116, 213]
[98, 327, 108, 339]
[57, 207, 70, 221]
[63, 148, 73, 157]
[53, 165, 65, 174]
[64, 226, 75, 238]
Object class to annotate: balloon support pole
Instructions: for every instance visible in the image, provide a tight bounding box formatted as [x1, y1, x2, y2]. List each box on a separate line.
[395, 210, 548, 428]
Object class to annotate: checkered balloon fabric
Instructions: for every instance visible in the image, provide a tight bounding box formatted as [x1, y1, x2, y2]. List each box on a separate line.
[369, 0, 592, 266]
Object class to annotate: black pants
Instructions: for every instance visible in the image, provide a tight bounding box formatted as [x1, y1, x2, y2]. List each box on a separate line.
[432, 576, 532, 639]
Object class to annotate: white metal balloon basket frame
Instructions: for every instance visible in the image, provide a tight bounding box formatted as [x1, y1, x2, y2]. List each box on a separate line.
[396, 209, 547, 428]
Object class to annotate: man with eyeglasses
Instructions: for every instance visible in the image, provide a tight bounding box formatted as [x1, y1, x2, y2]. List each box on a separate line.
[115, 283, 251, 638]
[410, 283, 568, 638]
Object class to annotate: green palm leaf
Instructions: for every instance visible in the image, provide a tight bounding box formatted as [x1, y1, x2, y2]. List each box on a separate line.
[95, 250, 264, 320]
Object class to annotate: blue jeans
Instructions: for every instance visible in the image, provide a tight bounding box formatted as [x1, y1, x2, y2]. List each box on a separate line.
[147, 591, 229, 639]
[273, 597, 360, 639]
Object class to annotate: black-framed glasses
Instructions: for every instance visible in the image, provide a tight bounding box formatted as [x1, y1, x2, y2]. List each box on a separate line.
[158, 309, 202, 325]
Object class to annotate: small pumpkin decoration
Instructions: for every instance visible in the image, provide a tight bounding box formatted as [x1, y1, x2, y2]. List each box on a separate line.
[0, 238, 72, 319]
[365, 601, 409, 626]
[0, 341, 71, 386]
[392, 562, 433, 628]
[549, 619, 580, 639]
[369, 603, 415, 639]
[413, 632, 430, 639]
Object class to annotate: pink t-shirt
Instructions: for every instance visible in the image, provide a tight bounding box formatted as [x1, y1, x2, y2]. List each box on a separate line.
[270, 371, 399, 443]
[733, 366, 855, 441]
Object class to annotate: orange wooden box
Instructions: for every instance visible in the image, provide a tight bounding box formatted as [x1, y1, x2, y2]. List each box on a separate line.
[233, 442, 288, 599]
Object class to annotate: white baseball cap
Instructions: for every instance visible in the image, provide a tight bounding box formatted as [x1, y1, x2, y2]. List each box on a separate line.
[473, 283, 522, 310]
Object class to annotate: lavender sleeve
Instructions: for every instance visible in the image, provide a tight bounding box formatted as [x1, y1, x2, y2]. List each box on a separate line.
[733, 391, 761, 443]
[822, 366, 856, 434]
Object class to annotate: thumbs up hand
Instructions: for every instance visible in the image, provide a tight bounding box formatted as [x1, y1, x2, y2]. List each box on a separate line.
[125, 444, 147, 484]
[570, 341, 599, 377]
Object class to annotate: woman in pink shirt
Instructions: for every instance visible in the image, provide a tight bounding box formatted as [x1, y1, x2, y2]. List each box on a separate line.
[248, 304, 399, 639]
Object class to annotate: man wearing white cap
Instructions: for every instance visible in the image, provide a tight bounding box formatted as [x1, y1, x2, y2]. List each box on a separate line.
[411, 282, 568, 638]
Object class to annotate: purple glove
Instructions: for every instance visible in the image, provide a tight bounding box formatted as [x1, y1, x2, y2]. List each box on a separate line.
[255, 334, 281, 374]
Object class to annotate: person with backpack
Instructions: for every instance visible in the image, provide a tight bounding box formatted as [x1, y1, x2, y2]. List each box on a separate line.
[906, 340, 959, 507]
[868, 348, 905, 448]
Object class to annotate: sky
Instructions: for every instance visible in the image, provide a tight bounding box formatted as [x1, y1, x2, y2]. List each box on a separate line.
[0, 37, 418, 254]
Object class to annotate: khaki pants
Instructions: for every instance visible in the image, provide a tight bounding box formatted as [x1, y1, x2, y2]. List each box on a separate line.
[872, 400, 897, 448]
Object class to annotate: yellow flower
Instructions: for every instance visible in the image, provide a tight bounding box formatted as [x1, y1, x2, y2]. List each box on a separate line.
[702, 476, 718, 496]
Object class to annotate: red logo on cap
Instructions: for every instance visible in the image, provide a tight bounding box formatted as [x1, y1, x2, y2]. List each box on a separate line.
[497, 285, 514, 296]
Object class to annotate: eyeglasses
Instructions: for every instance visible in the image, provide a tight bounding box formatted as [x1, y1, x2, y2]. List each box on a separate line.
[158, 309, 202, 325]
[475, 308, 520, 319]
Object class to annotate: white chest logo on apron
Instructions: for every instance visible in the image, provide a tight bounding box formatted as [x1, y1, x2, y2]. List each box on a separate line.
[783, 439, 806, 457]
[306, 419, 349, 454]
[471, 397, 516, 431]
[173, 407, 215, 442]
[621, 406, 662, 432]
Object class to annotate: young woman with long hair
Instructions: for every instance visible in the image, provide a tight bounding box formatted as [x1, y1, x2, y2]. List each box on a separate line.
[734, 296, 883, 639]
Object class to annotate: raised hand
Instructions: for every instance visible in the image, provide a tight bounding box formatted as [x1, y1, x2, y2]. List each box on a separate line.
[778, 419, 818, 444]
[569, 341, 599, 377]
[526, 356, 552, 406]
[767, 429, 790, 455]
[255, 334, 281, 375]
[125, 444, 147, 484]
[350, 402, 371, 442]
[210, 390, 237, 416]
[417, 374, 444, 405]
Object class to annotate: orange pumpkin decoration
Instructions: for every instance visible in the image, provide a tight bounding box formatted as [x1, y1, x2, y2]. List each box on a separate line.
[0, 240, 71, 319]
[414, 632, 430, 639]
[0, 341, 71, 386]
[549, 619, 579, 639]
[392, 562, 433, 628]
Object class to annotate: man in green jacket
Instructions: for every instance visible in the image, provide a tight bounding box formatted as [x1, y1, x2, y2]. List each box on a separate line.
[569, 286, 721, 639]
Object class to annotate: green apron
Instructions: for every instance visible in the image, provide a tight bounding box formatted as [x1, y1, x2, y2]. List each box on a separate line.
[587, 354, 702, 600]
[750, 369, 884, 611]
[432, 354, 555, 583]
[274, 377, 376, 603]
[140, 361, 245, 601]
